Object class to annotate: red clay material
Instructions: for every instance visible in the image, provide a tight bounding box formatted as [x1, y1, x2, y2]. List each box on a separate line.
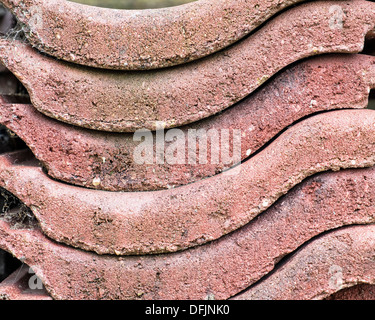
[326, 284, 375, 300]
[2, 167, 375, 299]
[0, 264, 52, 300]
[1, 1, 375, 132]
[1, 110, 375, 255]
[233, 225, 375, 300]
[0, 0, 350, 70]
[1, 54, 375, 191]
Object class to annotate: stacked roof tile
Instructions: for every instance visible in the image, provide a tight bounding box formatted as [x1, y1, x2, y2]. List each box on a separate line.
[0, 0, 375, 300]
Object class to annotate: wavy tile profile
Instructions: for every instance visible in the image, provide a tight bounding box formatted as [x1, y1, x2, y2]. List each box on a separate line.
[1, 54, 374, 191]
[1, 1, 375, 132]
[1, 167, 375, 299]
[326, 284, 375, 300]
[0, 110, 375, 255]
[233, 225, 375, 300]
[0, 0, 347, 70]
